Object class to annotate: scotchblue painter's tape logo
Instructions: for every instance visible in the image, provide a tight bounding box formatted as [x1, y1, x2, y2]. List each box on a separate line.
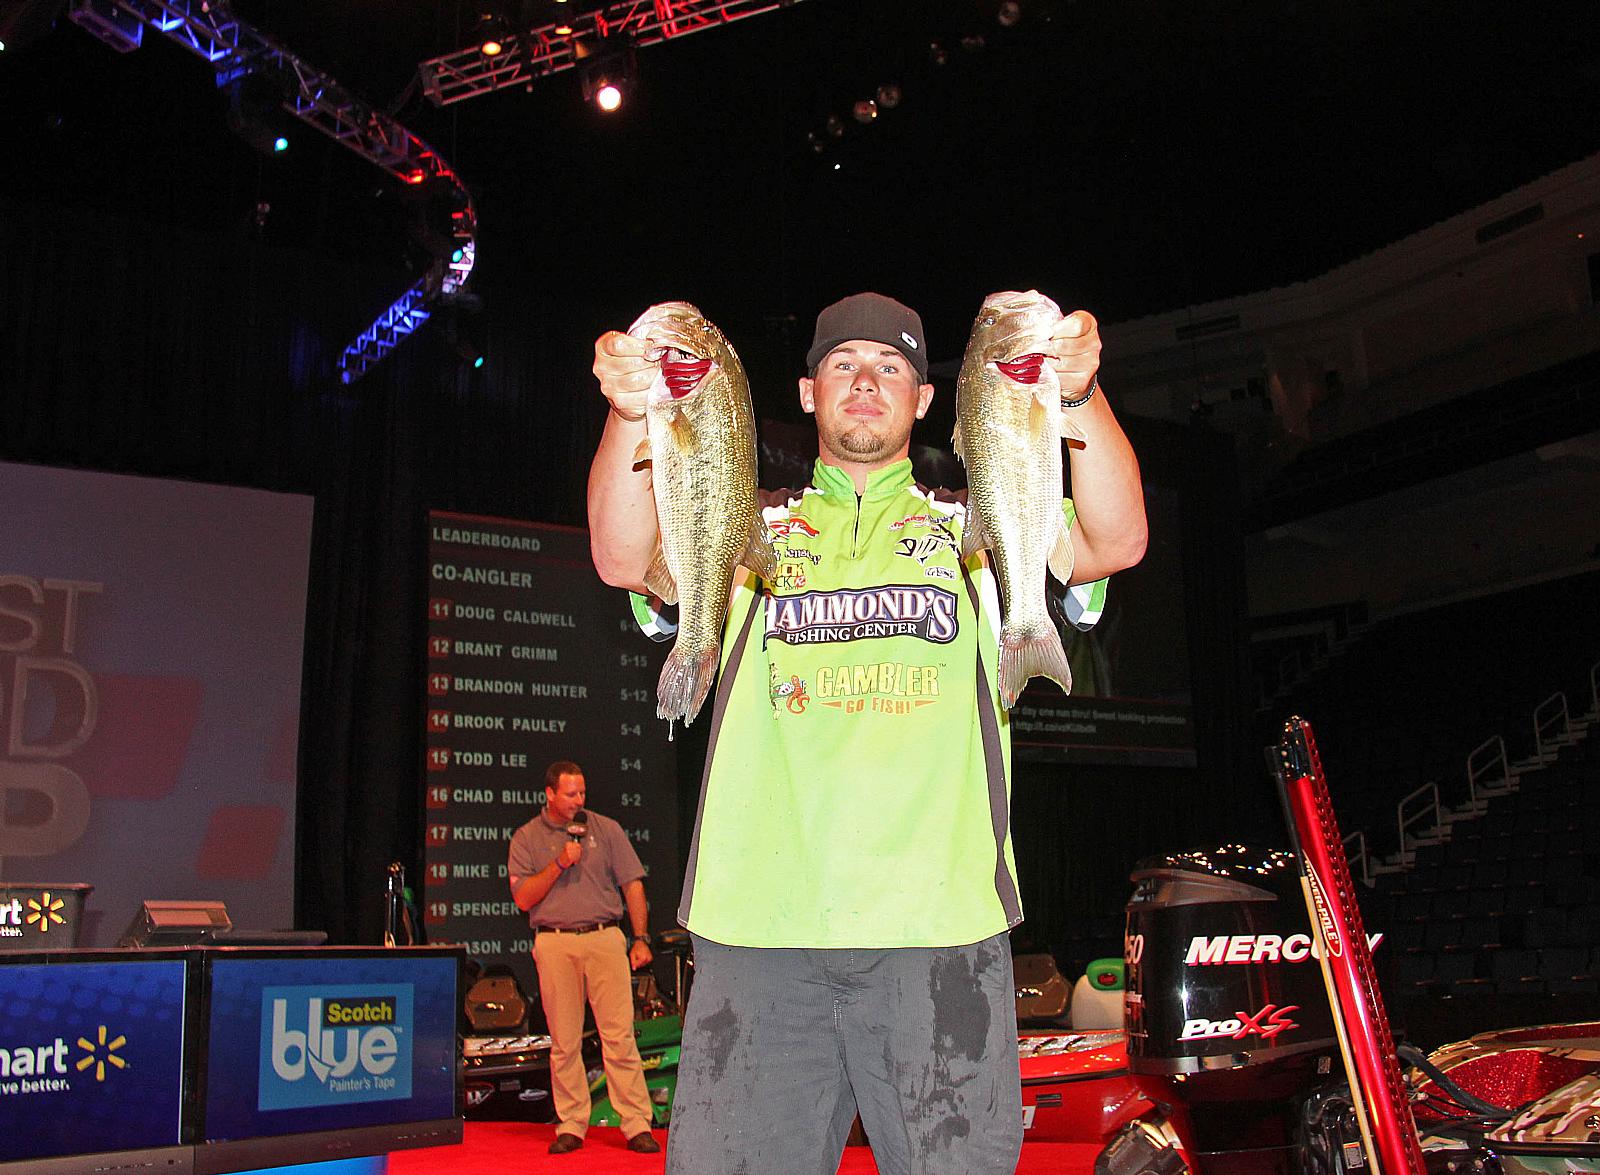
[257, 985, 413, 1110]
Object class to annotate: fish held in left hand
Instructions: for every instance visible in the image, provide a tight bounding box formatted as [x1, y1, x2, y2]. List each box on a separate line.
[952, 290, 1080, 709]
[628, 301, 776, 726]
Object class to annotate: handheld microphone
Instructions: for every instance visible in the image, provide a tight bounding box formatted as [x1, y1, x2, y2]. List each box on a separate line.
[566, 810, 588, 842]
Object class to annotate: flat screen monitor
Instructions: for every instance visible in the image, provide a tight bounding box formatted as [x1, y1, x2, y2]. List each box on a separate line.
[0, 952, 191, 1171]
[198, 948, 462, 1173]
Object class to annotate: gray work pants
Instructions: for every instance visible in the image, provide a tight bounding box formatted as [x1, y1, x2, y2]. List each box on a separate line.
[664, 932, 1022, 1175]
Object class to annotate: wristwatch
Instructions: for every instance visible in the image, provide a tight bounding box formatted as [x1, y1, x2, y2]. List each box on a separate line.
[632, 932, 652, 945]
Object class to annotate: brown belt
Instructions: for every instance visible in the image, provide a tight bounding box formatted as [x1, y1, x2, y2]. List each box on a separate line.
[536, 919, 621, 935]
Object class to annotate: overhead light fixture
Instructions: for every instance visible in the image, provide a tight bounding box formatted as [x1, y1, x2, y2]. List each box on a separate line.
[852, 99, 877, 124]
[997, 1, 1022, 27]
[474, 7, 510, 57]
[222, 72, 292, 159]
[574, 33, 637, 114]
[876, 83, 901, 109]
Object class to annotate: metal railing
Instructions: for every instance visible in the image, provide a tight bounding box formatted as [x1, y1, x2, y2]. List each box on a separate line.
[1397, 782, 1443, 861]
[1533, 691, 1570, 757]
[1465, 734, 1513, 809]
[1344, 829, 1372, 888]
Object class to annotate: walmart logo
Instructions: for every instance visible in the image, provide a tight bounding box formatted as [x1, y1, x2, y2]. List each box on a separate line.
[24, 892, 66, 933]
[258, 985, 413, 1110]
[0, 1021, 127, 1094]
[75, 1025, 128, 1082]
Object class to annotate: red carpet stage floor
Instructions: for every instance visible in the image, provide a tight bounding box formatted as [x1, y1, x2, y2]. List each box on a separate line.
[389, 1122, 1099, 1174]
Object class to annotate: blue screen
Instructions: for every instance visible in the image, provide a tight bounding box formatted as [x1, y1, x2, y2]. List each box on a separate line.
[205, 955, 456, 1140]
[0, 959, 187, 1162]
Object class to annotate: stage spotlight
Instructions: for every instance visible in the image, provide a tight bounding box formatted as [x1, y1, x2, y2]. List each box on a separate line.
[806, 131, 825, 154]
[439, 293, 487, 371]
[876, 83, 901, 109]
[929, 41, 949, 66]
[223, 72, 292, 159]
[852, 99, 877, 124]
[961, 33, 986, 52]
[997, 1, 1022, 27]
[474, 8, 510, 57]
[825, 113, 844, 138]
[575, 34, 637, 114]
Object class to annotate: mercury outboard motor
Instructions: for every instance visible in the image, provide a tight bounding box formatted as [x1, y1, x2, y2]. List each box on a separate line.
[1116, 845, 1370, 1174]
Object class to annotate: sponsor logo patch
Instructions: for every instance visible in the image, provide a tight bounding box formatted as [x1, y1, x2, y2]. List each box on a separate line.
[814, 662, 940, 716]
[894, 534, 956, 566]
[765, 586, 959, 646]
[769, 669, 810, 714]
[770, 518, 819, 539]
[772, 558, 811, 592]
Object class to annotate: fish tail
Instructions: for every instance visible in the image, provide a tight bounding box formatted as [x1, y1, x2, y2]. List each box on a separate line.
[657, 643, 720, 726]
[997, 625, 1072, 710]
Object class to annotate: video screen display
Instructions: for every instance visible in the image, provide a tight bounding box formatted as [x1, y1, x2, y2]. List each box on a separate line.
[0, 460, 314, 944]
[0, 958, 187, 1162]
[203, 953, 458, 1141]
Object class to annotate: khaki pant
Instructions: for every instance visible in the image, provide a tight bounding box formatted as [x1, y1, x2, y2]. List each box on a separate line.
[532, 925, 653, 1139]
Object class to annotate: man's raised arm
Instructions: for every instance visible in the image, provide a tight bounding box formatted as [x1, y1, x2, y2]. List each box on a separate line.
[587, 330, 661, 592]
[1046, 310, 1149, 584]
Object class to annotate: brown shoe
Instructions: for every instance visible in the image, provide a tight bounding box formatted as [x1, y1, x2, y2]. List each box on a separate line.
[547, 1133, 584, 1154]
[625, 1131, 661, 1154]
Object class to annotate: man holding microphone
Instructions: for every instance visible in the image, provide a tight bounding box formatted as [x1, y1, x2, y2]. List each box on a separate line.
[508, 759, 658, 1155]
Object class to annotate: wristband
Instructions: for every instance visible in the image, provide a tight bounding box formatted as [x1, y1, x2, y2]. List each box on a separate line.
[632, 932, 652, 945]
[1061, 374, 1098, 410]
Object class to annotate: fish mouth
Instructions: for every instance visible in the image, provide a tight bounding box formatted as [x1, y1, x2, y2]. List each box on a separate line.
[629, 303, 716, 400]
[994, 353, 1048, 385]
[661, 350, 713, 399]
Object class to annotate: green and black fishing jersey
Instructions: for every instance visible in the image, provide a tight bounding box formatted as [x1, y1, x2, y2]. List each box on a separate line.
[674, 457, 1107, 949]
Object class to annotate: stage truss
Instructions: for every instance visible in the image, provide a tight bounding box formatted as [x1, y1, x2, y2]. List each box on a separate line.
[417, 0, 808, 107]
[67, 0, 476, 384]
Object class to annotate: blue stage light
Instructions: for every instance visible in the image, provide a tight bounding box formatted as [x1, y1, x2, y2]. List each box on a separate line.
[273, 136, 288, 152]
[473, 356, 485, 369]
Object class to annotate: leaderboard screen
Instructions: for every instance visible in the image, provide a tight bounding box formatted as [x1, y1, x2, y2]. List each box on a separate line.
[423, 513, 677, 997]
[0, 958, 187, 1162]
[204, 953, 458, 1140]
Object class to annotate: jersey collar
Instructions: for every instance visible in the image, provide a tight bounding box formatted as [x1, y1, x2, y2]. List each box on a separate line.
[812, 457, 915, 502]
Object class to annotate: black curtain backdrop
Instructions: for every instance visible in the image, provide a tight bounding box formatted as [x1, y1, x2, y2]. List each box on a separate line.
[3, 201, 1250, 952]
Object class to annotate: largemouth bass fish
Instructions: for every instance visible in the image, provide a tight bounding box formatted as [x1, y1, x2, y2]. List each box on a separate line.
[952, 290, 1084, 709]
[628, 302, 776, 725]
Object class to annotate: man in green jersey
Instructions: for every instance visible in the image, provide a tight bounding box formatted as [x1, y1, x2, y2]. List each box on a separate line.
[588, 293, 1146, 1173]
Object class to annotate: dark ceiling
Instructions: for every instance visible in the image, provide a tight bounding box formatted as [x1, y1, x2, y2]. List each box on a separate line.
[7, 0, 1600, 375]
